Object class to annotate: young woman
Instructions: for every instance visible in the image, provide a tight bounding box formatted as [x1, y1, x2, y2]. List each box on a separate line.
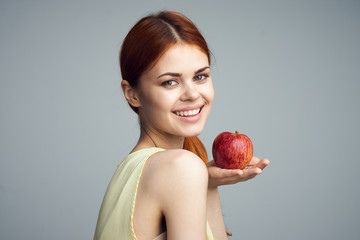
[94, 11, 270, 240]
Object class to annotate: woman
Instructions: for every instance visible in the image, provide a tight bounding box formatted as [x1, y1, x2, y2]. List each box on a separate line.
[94, 11, 270, 240]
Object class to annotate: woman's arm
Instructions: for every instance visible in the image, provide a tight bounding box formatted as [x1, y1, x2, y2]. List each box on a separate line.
[206, 156, 270, 239]
[206, 187, 228, 239]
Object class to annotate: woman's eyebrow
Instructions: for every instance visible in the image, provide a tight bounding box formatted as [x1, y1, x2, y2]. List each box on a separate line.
[195, 66, 210, 74]
[157, 66, 210, 79]
[157, 72, 182, 79]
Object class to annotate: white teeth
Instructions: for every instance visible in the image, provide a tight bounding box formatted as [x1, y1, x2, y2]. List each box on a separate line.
[175, 108, 200, 117]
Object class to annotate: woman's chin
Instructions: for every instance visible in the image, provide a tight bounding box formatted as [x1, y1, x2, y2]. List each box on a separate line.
[180, 127, 204, 138]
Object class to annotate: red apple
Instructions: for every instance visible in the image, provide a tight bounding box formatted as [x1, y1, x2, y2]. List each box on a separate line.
[212, 131, 254, 170]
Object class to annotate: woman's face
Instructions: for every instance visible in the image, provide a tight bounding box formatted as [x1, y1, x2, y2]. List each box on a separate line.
[136, 44, 214, 139]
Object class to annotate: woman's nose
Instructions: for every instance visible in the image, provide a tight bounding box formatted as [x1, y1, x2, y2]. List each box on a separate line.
[180, 82, 200, 101]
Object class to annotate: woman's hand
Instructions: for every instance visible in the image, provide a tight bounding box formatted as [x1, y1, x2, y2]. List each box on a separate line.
[207, 156, 270, 189]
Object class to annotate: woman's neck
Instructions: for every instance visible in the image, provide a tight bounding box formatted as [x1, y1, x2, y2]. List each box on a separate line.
[131, 127, 185, 152]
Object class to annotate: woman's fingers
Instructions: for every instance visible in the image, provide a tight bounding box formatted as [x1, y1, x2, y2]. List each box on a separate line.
[248, 156, 261, 166]
[255, 158, 270, 170]
[209, 157, 270, 170]
[208, 165, 241, 178]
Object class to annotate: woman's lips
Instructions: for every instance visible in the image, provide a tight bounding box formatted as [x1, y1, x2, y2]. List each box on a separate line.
[173, 105, 203, 117]
[174, 107, 201, 117]
[172, 105, 204, 122]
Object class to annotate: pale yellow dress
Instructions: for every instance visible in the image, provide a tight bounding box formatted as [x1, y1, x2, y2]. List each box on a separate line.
[94, 147, 214, 240]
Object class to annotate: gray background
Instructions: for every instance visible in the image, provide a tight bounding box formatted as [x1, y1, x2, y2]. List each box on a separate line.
[1, 0, 359, 239]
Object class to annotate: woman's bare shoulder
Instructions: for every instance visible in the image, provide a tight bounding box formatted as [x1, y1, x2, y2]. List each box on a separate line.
[141, 149, 208, 194]
[150, 149, 207, 175]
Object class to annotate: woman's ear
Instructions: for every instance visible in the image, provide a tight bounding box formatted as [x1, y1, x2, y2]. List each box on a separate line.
[121, 80, 141, 108]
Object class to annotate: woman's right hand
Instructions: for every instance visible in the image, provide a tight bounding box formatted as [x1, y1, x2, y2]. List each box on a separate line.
[207, 156, 270, 189]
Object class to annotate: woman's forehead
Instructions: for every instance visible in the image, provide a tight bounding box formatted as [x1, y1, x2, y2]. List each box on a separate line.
[149, 44, 209, 75]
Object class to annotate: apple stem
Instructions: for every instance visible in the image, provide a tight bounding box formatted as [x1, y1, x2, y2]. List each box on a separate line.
[235, 130, 239, 134]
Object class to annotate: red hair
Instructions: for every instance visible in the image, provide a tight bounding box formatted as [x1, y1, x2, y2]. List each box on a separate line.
[119, 11, 210, 164]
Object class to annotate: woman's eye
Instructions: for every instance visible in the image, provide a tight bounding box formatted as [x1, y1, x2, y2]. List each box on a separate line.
[194, 74, 208, 82]
[162, 80, 177, 87]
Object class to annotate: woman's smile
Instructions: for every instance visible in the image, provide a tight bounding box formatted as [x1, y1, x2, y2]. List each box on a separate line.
[173, 105, 204, 123]
[173, 105, 203, 117]
[175, 109, 200, 117]
[175, 108, 200, 117]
